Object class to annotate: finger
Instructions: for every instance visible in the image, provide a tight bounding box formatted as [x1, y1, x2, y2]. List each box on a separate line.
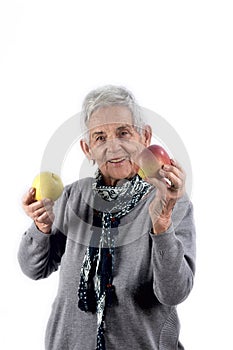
[170, 159, 186, 176]
[159, 169, 183, 189]
[22, 188, 36, 206]
[29, 198, 54, 212]
[36, 210, 54, 224]
[32, 206, 50, 220]
[161, 164, 185, 180]
[26, 200, 45, 215]
[166, 159, 186, 185]
[26, 200, 54, 222]
[160, 162, 186, 189]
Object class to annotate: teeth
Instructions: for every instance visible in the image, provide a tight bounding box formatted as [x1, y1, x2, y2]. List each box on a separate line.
[109, 158, 125, 163]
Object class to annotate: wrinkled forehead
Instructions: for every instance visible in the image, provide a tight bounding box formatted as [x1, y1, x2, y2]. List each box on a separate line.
[88, 105, 134, 130]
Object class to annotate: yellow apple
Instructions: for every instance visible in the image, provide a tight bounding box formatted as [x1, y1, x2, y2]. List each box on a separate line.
[32, 172, 64, 201]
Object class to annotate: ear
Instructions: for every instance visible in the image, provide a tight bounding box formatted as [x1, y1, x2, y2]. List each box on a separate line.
[80, 139, 92, 160]
[142, 125, 152, 147]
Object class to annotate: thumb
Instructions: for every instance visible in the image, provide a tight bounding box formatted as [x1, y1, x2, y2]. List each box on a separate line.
[22, 187, 36, 206]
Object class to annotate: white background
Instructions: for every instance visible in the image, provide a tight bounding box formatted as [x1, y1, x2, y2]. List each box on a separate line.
[1, 1, 233, 349]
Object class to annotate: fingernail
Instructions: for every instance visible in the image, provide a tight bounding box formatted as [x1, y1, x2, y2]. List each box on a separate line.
[30, 187, 35, 194]
[163, 165, 170, 171]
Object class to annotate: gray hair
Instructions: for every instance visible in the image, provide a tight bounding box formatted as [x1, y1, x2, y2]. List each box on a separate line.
[80, 85, 146, 142]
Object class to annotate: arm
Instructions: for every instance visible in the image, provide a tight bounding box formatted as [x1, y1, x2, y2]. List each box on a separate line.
[18, 188, 69, 280]
[151, 198, 196, 306]
[18, 224, 67, 280]
[146, 159, 196, 305]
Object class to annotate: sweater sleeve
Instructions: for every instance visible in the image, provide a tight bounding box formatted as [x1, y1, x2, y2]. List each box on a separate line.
[150, 196, 196, 306]
[17, 188, 69, 280]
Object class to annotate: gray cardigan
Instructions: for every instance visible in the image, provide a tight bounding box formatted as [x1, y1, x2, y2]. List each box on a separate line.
[18, 177, 196, 350]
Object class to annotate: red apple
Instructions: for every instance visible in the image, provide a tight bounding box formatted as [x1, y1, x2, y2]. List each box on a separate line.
[137, 144, 171, 179]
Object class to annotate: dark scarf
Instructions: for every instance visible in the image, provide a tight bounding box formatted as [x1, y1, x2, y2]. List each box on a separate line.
[78, 171, 152, 350]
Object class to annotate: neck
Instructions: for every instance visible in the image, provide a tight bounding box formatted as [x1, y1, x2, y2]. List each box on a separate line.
[102, 174, 136, 187]
[102, 177, 128, 187]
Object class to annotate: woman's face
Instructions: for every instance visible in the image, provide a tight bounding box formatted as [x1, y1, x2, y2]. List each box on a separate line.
[81, 105, 151, 186]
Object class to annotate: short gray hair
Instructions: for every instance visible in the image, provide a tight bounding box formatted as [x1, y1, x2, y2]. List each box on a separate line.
[80, 85, 146, 141]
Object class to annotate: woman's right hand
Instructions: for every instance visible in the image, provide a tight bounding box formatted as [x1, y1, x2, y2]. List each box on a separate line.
[22, 188, 55, 234]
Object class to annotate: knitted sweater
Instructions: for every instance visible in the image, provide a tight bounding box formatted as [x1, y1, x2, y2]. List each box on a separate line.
[18, 177, 196, 350]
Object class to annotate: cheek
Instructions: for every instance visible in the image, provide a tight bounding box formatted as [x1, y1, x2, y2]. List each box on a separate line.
[89, 146, 105, 164]
[121, 140, 145, 159]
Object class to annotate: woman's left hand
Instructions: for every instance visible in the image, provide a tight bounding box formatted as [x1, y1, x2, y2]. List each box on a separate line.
[146, 159, 186, 234]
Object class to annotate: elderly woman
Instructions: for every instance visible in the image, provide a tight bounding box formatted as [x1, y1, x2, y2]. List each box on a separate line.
[19, 85, 196, 350]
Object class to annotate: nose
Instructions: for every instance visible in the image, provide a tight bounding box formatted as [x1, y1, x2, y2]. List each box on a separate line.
[106, 137, 123, 155]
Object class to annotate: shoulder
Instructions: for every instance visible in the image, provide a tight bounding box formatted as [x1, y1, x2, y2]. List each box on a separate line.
[60, 177, 95, 210]
[63, 177, 95, 196]
[53, 177, 95, 218]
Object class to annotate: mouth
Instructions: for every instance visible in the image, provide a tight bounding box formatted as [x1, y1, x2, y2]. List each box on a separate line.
[108, 157, 126, 164]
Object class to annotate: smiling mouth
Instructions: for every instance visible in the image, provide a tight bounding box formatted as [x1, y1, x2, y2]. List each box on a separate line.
[108, 157, 126, 163]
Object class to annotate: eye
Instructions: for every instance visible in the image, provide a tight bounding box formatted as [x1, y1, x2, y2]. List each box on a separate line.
[96, 135, 106, 142]
[119, 129, 130, 138]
